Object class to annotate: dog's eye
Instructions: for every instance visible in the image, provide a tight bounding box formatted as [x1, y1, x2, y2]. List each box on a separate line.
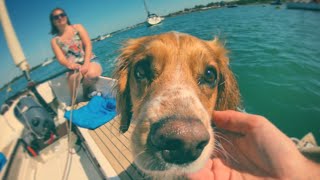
[200, 66, 218, 87]
[135, 65, 146, 80]
[134, 60, 152, 81]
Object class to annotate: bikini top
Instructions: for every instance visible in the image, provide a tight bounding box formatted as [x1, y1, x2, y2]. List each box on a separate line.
[56, 25, 94, 63]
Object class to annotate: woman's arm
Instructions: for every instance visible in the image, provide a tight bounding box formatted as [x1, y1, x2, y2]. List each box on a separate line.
[51, 38, 80, 70]
[74, 24, 92, 75]
[75, 24, 92, 65]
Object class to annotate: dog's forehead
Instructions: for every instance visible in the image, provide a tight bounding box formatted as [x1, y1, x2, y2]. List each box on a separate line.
[147, 32, 206, 48]
[139, 32, 216, 62]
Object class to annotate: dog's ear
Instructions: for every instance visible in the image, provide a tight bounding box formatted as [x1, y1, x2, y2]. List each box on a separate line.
[113, 37, 148, 133]
[114, 62, 131, 133]
[207, 38, 241, 110]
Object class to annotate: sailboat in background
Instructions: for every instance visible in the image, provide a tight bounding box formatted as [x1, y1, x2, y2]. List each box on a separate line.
[143, 0, 164, 26]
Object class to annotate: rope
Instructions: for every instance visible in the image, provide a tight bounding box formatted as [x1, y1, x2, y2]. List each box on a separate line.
[29, 70, 82, 180]
[62, 70, 82, 180]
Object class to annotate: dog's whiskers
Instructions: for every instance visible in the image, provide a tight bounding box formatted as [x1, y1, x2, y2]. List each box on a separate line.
[134, 149, 166, 172]
[213, 130, 239, 164]
[214, 140, 235, 164]
[213, 128, 233, 146]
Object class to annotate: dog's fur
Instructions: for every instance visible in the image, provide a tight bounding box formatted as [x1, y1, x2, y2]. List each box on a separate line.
[113, 32, 240, 178]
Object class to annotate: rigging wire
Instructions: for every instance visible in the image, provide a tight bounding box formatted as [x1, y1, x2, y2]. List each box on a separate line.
[62, 70, 82, 180]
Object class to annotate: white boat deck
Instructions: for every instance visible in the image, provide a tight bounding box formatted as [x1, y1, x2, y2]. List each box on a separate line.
[81, 116, 147, 180]
[0, 120, 105, 180]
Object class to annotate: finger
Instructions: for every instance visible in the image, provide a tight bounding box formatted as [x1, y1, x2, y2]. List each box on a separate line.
[187, 160, 214, 180]
[67, 64, 74, 70]
[211, 158, 232, 179]
[212, 110, 261, 134]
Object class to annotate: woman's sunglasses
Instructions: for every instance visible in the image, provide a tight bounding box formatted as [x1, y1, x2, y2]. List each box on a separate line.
[52, 13, 66, 20]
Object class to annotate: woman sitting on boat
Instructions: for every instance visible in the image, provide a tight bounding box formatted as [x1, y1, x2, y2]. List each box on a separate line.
[49, 7, 102, 99]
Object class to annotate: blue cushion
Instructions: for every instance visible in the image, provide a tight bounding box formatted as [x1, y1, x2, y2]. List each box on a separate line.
[64, 96, 117, 130]
[0, 153, 6, 171]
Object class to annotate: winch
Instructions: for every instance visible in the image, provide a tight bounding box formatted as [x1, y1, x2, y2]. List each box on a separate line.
[14, 96, 57, 156]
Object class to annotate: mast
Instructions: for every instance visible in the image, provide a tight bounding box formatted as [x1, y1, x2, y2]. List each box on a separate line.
[143, 0, 151, 17]
[0, 0, 55, 114]
[0, 0, 31, 81]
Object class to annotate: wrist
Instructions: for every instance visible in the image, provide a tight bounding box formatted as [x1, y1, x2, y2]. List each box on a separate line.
[305, 159, 320, 178]
[84, 59, 90, 65]
[290, 156, 320, 179]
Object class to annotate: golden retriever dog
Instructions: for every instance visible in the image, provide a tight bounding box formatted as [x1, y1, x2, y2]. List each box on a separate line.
[114, 32, 240, 179]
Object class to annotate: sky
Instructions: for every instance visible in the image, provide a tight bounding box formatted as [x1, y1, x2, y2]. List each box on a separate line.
[0, 0, 216, 87]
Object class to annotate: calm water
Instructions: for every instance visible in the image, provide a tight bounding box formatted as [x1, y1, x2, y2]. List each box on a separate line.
[1, 5, 320, 140]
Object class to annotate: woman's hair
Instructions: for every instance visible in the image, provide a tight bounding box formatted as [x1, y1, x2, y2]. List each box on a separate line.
[49, 7, 71, 36]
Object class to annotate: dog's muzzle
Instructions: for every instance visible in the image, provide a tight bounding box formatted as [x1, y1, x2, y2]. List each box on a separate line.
[148, 117, 210, 165]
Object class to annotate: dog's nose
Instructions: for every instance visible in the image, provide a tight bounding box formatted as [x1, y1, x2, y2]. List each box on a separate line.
[150, 118, 210, 165]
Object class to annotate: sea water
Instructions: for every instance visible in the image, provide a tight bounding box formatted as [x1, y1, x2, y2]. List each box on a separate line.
[1, 5, 319, 140]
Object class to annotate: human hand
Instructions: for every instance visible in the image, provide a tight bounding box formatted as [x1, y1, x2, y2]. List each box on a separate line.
[80, 62, 89, 75]
[67, 62, 81, 70]
[188, 110, 320, 180]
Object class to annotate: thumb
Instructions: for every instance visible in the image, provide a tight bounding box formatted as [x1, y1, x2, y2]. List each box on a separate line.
[213, 110, 259, 134]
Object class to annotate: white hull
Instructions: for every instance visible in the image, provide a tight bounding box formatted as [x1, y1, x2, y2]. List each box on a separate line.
[147, 16, 164, 26]
[143, 0, 164, 26]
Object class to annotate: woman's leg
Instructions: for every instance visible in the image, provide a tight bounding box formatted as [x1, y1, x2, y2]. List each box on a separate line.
[67, 72, 82, 104]
[82, 62, 102, 98]
[83, 62, 102, 79]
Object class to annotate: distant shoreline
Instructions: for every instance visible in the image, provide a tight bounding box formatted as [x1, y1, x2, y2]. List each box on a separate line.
[92, 0, 274, 41]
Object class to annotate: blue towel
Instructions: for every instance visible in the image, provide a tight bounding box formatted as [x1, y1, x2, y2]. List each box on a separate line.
[64, 96, 117, 130]
[0, 153, 6, 171]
